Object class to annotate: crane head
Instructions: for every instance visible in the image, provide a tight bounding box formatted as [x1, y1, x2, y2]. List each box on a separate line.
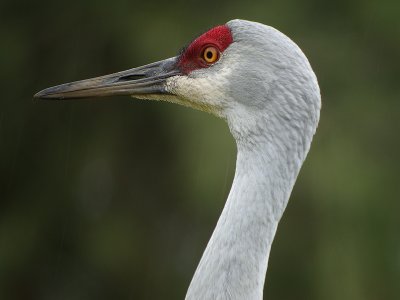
[34, 23, 234, 113]
[35, 20, 320, 143]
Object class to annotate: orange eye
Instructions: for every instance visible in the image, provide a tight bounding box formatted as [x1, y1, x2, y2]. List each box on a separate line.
[202, 46, 219, 64]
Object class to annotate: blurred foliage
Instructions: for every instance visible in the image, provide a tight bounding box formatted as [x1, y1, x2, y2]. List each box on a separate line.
[1, 0, 399, 299]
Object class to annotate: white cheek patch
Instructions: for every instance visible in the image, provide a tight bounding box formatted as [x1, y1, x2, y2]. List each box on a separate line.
[164, 64, 234, 118]
[130, 77, 220, 115]
[166, 76, 221, 116]
[165, 76, 214, 103]
[133, 52, 237, 118]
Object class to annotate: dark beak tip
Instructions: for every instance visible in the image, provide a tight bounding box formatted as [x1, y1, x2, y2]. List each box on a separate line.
[34, 88, 63, 100]
[33, 90, 45, 99]
[34, 87, 51, 99]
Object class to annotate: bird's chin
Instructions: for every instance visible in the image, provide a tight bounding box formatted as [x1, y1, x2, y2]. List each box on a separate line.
[132, 93, 223, 118]
[131, 93, 182, 104]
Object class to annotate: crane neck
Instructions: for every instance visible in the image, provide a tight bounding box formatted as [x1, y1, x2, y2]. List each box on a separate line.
[185, 130, 307, 300]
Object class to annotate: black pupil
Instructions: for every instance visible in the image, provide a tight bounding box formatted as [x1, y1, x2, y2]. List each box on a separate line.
[206, 50, 213, 59]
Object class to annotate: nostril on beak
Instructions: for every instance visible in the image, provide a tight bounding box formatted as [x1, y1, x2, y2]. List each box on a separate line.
[117, 74, 146, 82]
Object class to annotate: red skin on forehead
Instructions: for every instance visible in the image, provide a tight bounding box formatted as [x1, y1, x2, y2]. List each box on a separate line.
[178, 25, 233, 74]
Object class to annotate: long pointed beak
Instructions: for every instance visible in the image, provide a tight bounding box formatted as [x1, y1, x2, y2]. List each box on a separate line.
[34, 56, 181, 99]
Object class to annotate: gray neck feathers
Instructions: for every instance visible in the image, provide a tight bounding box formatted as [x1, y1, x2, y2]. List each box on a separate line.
[185, 115, 314, 299]
[185, 19, 321, 300]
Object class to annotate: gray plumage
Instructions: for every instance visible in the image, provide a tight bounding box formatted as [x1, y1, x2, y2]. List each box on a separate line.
[165, 20, 321, 299]
[34, 19, 321, 300]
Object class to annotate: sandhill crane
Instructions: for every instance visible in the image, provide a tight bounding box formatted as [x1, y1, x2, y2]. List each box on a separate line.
[35, 19, 321, 300]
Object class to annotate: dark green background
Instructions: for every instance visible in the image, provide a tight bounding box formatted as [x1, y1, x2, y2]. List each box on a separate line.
[1, 0, 399, 299]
